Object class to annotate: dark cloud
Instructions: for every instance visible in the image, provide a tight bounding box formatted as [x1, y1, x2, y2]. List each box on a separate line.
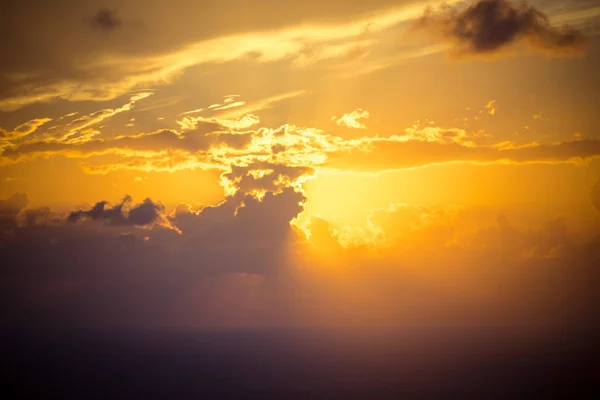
[0, 192, 29, 218]
[22, 207, 56, 226]
[0, 185, 599, 331]
[592, 176, 600, 215]
[1, 162, 599, 330]
[0, 187, 306, 327]
[68, 196, 165, 227]
[91, 9, 121, 31]
[0, 192, 29, 231]
[415, 0, 586, 58]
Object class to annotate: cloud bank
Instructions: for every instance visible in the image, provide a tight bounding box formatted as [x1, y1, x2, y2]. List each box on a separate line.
[1, 175, 598, 329]
[2, 99, 600, 177]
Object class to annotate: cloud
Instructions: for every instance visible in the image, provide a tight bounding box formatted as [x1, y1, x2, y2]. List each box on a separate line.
[415, 0, 587, 58]
[367, 203, 462, 250]
[220, 162, 316, 196]
[591, 176, 600, 215]
[0, 0, 416, 111]
[91, 9, 121, 31]
[0, 92, 151, 148]
[0, 186, 307, 327]
[2, 113, 345, 175]
[326, 137, 600, 172]
[0, 118, 254, 169]
[484, 100, 497, 116]
[1, 182, 599, 330]
[211, 101, 246, 111]
[337, 201, 579, 264]
[332, 109, 370, 129]
[307, 203, 600, 328]
[216, 91, 306, 120]
[1, 1, 595, 112]
[0, 192, 30, 230]
[68, 196, 167, 228]
[4, 107, 600, 177]
[401, 123, 472, 145]
[205, 95, 246, 111]
[0, 119, 53, 142]
[177, 114, 260, 131]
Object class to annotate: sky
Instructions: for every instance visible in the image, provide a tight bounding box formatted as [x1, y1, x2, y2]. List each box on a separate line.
[1, 0, 600, 330]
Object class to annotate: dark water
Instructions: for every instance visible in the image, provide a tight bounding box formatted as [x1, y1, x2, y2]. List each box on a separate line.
[2, 327, 598, 399]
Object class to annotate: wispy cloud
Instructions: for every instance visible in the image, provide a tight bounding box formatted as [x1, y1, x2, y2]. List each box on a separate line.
[0, 118, 53, 141]
[0, 2, 448, 111]
[217, 91, 306, 119]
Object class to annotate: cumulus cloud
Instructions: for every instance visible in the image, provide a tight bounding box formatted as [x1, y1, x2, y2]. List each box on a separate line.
[301, 201, 600, 328]
[415, 0, 587, 58]
[91, 9, 121, 31]
[0, 192, 29, 218]
[0, 186, 308, 327]
[220, 162, 316, 196]
[333, 202, 582, 265]
[0, 192, 29, 230]
[1, 184, 599, 330]
[368, 203, 462, 250]
[332, 109, 370, 129]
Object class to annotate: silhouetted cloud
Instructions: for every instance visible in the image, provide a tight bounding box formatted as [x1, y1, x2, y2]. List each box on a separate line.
[592, 176, 600, 215]
[68, 196, 165, 227]
[0, 192, 29, 230]
[415, 0, 586, 58]
[68, 196, 165, 230]
[91, 9, 121, 31]
[0, 192, 29, 218]
[1, 186, 599, 329]
[0, 187, 308, 327]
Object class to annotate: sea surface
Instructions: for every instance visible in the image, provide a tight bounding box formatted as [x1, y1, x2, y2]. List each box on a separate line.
[2, 327, 598, 399]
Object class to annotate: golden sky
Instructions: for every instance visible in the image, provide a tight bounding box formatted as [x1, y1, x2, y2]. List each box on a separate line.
[1, 0, 600, 329]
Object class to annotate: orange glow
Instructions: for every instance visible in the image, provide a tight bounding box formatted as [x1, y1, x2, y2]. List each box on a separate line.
[1, 0, 599, 333]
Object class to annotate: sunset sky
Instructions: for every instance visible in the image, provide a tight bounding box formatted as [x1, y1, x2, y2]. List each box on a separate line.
[1, 0, 599, 330]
